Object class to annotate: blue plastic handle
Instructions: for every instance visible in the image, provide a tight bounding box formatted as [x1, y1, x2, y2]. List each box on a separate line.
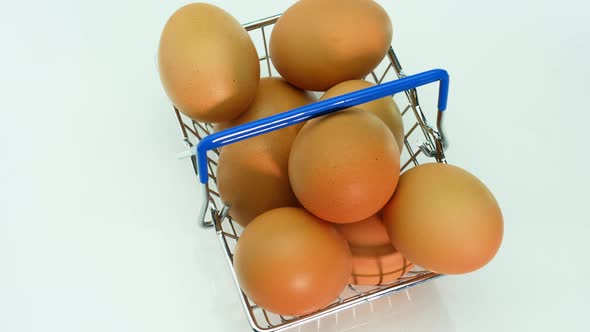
[196, 68, 449, 184]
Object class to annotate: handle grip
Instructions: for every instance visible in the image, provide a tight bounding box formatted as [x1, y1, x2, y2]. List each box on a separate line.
[196, 68, 449, 184]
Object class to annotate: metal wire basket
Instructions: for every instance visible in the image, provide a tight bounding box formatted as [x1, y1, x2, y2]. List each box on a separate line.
[173, 14, 450, 332]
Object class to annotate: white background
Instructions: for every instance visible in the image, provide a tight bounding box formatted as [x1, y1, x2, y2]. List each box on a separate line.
[1, 0, 589, 331]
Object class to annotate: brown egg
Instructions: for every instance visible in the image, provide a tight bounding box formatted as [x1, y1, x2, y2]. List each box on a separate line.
[335, 215, 413, 285]
[217, 78, 316, 227]
[234, 207, 352, 316]
[215, 77, 316, 132]
[382, 163, 504, 275]
[270, 0, 393, 91]
[335, 215, 391, 248]
[158, 3, 259, 123]
[321, 80, 405, 151]
[289, 109, 400, 223]
[217, 134, 297, 228]
[349, 248, 413, 286]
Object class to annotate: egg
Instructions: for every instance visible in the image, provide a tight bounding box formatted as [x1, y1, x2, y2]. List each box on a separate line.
[215, 77, 316, 132]
[335, 215, 413, 285]
[382, 163, 504, 274]
[217, 78, 316, 227]
[289, 109, 400, 223]
[321, 80, 405, 152]
[269, 0, 393, 91]
[158, 3, 259, 123]
[234, 207, 352, 316]
[335, 215, 391, 248]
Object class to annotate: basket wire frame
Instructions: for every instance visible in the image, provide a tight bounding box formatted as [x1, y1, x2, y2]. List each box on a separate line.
[172, 14, 446, 332]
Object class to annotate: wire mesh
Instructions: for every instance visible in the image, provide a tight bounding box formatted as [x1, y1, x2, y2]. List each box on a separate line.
[172, 14, 444, 332]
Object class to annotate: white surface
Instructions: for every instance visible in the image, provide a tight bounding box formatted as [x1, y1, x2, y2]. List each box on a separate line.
[0, 0, 588, 331]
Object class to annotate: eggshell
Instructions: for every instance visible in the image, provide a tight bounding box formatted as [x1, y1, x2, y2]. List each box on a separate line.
[234, 207, 352, 316]
[382, 163, 504, 275]
[335, 215, 391, 248]
[321, 80, 405, 151]
[269, 0, 393, 91]
[349, 248, 413, 285]
[217, 78, 316, 227]
[289, 109, 400, 223]
[335, 215, 413, 285]
[215, 77, 316, 133]
[158, 3, 259, 122]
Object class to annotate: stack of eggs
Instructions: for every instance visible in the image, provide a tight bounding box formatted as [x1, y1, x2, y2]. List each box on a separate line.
[158, 0, 504, 317]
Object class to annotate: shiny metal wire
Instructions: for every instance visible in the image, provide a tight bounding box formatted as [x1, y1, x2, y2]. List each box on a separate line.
[172, 13, 447, 332]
